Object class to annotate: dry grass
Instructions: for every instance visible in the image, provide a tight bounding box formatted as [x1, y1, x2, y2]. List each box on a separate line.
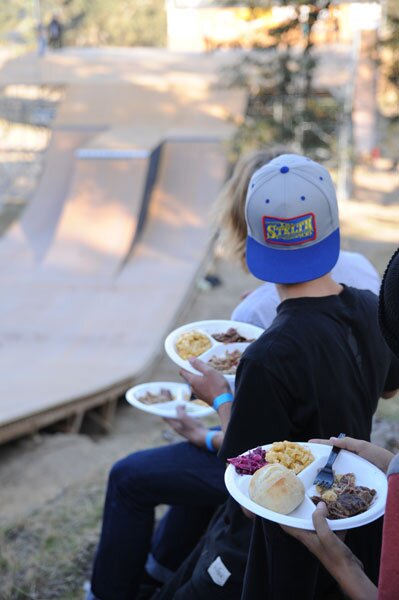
[0, 481, 104, 600]
[376, 393, 399, 422]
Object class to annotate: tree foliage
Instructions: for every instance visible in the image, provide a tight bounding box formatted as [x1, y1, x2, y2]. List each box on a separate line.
[380, 0, 399, 93]
[223, 0, 342, 163]
[0, 0, 166, 47]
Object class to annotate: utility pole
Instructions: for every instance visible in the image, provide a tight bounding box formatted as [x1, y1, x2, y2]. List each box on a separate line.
[337, 27, 359, 202]
[33, 0, 46, 56]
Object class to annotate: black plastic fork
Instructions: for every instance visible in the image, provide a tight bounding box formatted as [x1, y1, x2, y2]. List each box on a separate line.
[313, 433, 346, 489]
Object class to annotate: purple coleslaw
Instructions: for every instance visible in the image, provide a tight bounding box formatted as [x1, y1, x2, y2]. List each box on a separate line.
[227, 447, 267, 475]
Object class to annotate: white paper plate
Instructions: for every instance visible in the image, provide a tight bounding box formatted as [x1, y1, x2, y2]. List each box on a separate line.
[125, 381, 215, 418]
[224, 442, 388, 531]
[164, 320, 264, 385]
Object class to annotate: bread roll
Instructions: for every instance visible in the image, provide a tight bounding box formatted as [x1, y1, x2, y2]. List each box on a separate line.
[249, 464, 305, 514]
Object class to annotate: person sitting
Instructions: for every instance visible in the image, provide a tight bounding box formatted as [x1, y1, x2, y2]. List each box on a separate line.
[155, 154, 399, 600]
[48, 15, 63, 49]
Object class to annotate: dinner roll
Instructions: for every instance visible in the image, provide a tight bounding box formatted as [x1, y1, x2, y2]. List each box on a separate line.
[249, 464, 305, 514]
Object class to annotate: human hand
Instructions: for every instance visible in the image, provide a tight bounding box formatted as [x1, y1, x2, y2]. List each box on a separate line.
[282, 503, 377, 600]
[163, 405, 208, 447]
[282, 503, 350, 562]
[179, 358, 231, 406]
[310, 436, 393, 474]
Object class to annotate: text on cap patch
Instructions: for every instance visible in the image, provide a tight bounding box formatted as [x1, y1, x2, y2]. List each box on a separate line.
[262, 213, 316, 245]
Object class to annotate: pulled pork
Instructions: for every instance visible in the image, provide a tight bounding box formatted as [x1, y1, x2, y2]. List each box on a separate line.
[312, 473, 376, 519]
[211, 328, 254, 344]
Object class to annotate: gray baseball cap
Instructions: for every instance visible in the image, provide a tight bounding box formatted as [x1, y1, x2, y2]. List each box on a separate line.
[245, 154, 340, 283]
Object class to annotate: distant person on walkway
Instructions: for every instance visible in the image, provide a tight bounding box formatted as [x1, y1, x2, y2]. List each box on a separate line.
[86, 149, 384, 600]
[48, 15, 63, 49]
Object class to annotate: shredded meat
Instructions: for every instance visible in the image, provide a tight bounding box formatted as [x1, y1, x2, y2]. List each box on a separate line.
[208, 349, 242, 374]
[211, 328, 254, 344]
[312, 473, 376, 519]
[139, 389, 174, 405]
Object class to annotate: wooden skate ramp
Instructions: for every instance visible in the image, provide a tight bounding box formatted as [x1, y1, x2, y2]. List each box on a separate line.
[0, 130, 93, 269]
[0, 152, 148, 339]
[41, 157, 147, 279]
[0, 140, 227, 442]
[0, 159, 148, 285]
[53, 83, 244, 136]
[83, 140, 227, 381]
[0, 49, 246, 442]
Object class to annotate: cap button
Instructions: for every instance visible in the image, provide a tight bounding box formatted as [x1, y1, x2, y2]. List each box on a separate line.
[280, 166, 289, 173]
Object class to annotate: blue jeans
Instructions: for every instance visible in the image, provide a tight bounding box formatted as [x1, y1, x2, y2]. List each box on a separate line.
[91, 441, 227, 600]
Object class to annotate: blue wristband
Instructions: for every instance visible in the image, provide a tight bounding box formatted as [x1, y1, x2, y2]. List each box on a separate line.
[205, 430, 218, 453]
[213, 392, 233, 411]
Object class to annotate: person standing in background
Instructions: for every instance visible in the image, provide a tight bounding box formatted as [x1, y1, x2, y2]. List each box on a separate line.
[48, 15, 63, 49]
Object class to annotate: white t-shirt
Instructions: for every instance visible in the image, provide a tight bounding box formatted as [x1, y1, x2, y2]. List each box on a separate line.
[231, 250, 380, 330]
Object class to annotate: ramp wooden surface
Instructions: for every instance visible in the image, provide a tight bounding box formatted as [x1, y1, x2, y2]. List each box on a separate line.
[0, 156, 148, 282]
[0, 141, 227, 439]
[53, 83, 244, 138]
[0, 50, 245, 443]
[42, 157, 147, 279]
[0, 47, 241, 87]
[0, 130, 92, 268]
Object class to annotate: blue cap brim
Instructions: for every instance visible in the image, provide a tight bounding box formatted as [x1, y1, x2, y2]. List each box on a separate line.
[246, 228, 340, 284]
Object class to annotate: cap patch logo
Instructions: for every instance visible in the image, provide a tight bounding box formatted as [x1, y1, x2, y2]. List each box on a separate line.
[263, 213, 316, 246]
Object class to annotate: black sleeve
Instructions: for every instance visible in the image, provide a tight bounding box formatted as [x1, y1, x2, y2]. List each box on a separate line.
[219, 357, 293, 462]
[384, 352, 399, 392]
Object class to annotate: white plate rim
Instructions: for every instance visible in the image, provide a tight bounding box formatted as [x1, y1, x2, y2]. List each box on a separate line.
[126, 381, 215, 418]
[224, 442, 387, 531]
[164, 319, 264, 382]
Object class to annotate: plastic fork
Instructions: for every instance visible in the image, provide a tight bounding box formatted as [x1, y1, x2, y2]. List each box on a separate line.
[313, 433, 346, 489]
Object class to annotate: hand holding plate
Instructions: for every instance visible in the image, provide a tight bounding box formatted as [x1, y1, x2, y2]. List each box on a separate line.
[179, 358, 231, 406]
[282, 503, 377, 600]
[164, 405, 209, 447]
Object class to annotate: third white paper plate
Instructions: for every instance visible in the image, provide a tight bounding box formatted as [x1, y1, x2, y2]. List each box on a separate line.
[164, 320, 264, 385]
[224, 442, 387, 531]
[126, 381, 215, 418]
